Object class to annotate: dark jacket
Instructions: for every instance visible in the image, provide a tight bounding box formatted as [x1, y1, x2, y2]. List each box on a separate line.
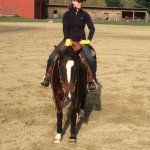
[62, 6, 95, 41]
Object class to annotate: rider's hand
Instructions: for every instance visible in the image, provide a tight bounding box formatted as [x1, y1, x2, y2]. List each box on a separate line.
[65, 39, 72, 46]
[79, 39, 90, 45]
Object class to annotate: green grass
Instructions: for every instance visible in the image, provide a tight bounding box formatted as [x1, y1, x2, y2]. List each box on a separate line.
[0, 16, 150, 26]
[51, 19, 150, 26]
[93, 20, 150, 26]
[0, 16, 48, 22]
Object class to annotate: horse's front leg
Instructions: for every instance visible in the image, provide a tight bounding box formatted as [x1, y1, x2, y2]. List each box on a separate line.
[53, 90, 64, 143]
[70, 108, 77, 143]
[79, 92, 87, 118]
[54, 111, 63, 143]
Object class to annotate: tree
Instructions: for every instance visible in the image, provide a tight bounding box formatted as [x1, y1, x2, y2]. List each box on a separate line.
[105, 0, 124, 7]
[136, 0, 150, 10]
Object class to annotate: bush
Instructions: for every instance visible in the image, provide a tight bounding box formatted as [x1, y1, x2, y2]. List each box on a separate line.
[105, 0, 124, 7]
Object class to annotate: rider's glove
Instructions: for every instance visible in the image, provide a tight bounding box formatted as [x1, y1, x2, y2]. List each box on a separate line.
[79, 39, 91, 45]
[65, 39, 72, 46]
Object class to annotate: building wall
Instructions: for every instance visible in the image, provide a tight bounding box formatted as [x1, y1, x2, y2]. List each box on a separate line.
[0, 0, 34, 18]
[47, 6, 122, 21]
[47, 6, 66, 18]
[84, 8, 122, 21]
[47, 5, 148, 22]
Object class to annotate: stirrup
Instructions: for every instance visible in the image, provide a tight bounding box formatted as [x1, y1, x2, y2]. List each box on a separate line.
[88, 79, 99, 91]
[93, 79, 99, 90]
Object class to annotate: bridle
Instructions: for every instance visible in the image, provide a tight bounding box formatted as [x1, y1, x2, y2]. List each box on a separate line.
[57, 51, 79, 101]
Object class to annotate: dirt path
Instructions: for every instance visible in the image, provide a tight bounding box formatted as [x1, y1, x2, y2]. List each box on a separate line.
[0, 22, 150, 150]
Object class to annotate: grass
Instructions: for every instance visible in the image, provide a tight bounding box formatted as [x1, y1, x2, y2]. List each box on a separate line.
[93, 20, 150, 26]
[52, 19, 150, 26]
[0, 16, 48, 22]
[0, 16, 150, 26]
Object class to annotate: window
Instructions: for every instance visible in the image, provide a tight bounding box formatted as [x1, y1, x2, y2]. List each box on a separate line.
[104, 13, 109, 20]
[53, 10, 57, 14]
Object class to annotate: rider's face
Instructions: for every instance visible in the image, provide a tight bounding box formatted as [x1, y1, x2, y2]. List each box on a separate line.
[72, 0, 83, 9]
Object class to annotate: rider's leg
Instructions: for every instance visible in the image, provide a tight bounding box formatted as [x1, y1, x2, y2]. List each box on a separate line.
[41, 50, 57, 87]
[88, 45, 97, 76]
[81, 44, 96, 81]
[46, 40, 64, 75]
[45, 49, 58, 75]
[81, 45, 97, 90]
[41, 41, 64, 87]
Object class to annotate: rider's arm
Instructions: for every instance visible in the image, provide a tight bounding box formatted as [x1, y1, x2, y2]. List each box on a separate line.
[62, 11, 69, 40]
[85, 12, 95, 41]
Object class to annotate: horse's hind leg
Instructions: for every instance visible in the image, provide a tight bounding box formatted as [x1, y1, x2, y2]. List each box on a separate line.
[54, 111, 63, 143]
[69, 109, 77, 143]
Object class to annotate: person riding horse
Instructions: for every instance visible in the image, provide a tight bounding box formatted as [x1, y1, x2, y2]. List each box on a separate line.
[41, 0, 97, 90]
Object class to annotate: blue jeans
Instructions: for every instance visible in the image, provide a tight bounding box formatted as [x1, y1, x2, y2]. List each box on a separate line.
[46, 40, 64, 74]
[81, 45, 96, 81]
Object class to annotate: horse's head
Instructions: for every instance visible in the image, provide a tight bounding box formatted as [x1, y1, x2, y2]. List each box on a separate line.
[58, 47, 79, 100]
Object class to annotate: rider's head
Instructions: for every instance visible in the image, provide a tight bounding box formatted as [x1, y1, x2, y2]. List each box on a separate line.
[71, 0, 86, 9]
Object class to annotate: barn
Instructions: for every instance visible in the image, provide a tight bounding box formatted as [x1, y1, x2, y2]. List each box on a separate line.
[0, 0, 49, 19]
[46, 4, 149, 22]
[0, 0, 149, 22]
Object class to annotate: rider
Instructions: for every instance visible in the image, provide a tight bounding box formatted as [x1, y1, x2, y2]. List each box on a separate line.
[41, 0, 97, 90]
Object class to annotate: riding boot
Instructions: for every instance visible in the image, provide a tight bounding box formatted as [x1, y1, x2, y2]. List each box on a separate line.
[40, 75, 51, 87]
[41, 61, 52, 87]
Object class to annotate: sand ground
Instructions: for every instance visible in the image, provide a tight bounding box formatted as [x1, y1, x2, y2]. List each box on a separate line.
[0, 22, 150, 150]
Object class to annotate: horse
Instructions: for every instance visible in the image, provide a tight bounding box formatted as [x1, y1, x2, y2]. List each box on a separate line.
[51, 45, 88, 143]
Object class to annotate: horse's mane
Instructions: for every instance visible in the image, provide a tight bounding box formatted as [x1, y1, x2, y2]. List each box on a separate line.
[59, 46, 79, 61]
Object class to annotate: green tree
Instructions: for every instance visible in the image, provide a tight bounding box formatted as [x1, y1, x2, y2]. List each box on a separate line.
[136, 0, 150, 10]
[105, 0, 124, 7]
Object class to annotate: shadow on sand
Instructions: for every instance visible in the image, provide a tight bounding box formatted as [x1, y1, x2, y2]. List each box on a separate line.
[62, 81, 102, 138]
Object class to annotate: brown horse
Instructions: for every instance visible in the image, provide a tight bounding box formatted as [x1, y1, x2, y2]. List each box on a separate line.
[51, 46, 87, 143]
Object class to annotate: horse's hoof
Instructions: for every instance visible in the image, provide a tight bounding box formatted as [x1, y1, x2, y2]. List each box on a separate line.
[69, 138, 76, 143]
[54, 133, 61, 144]
[54, 139, 61, 144]
[79, 109, 85, 118]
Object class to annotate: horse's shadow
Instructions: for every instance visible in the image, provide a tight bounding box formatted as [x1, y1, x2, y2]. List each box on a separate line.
[62, 81, 102, 137]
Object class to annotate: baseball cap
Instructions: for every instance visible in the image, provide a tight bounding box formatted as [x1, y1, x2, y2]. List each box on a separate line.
[76, 0, 86, 2]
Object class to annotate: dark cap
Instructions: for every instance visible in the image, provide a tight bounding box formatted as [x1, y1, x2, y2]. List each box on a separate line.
[76, 0, 86, 2]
